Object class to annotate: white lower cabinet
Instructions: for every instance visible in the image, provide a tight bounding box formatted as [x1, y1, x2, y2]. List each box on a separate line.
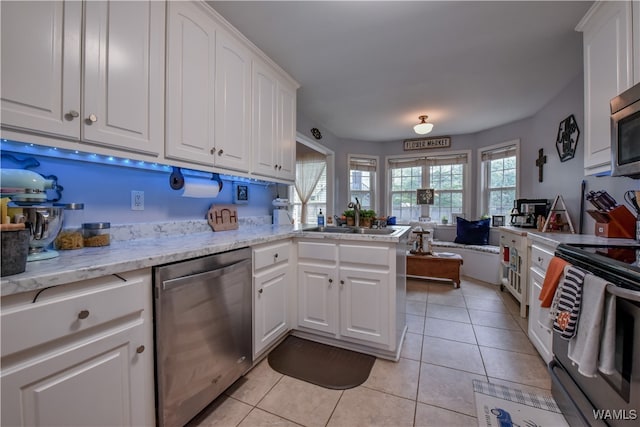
[252, 240, 292, 359]
[296, 240, 393, 348]
[0, 269, 154, 427]
[339, 267, 390, 345]
[527, 241, 558, 364]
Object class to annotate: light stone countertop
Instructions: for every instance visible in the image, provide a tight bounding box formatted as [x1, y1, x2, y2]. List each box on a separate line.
[527, 231, 638, 247]
[1, 224, 410, 297]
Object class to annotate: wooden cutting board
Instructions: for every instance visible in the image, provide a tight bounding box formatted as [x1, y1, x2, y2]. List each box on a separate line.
[207, 204, 239, 231]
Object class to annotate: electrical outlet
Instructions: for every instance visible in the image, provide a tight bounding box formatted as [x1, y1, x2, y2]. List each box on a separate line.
[131, 190, 144, 211]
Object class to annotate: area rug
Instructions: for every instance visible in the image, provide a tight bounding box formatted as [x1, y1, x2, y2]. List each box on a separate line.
[267, 336, 375, 390]
[473, 380, 568, 427]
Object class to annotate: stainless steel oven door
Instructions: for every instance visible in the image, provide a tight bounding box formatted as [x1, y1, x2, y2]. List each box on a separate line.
[552, 294, 640, 426]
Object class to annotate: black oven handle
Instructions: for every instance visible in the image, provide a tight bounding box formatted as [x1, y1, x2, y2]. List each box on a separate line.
[607, 283, 640, 302]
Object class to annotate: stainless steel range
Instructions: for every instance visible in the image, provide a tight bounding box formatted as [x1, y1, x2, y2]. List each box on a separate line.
[551, 244, 640, 427]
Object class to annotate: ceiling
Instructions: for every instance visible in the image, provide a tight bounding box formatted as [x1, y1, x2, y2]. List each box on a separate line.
[210, 1, 593, 142]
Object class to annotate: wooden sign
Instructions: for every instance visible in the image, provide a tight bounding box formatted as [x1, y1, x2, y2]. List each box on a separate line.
[207, 204, 239, 231]
[404, 136, 450, 151]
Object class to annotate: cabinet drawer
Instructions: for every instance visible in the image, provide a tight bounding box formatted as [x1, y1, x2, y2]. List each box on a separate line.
[253, 240, 290, 272]
[1, 274, 147, 358]
[297, 241, 337, 262]
[530, 244, 554, 272]
[339, 244, 390, 267]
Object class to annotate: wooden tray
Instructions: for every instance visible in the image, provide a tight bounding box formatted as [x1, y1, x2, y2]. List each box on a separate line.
[207, 204, 239, 231]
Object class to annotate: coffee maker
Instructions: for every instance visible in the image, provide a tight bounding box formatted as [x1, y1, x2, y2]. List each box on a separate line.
[510, 198, 549, 228]
[272, 198, 293, 225]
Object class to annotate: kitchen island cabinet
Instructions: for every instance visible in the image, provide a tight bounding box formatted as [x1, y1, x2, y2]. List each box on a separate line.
[0, 0, 165, 157]
[296, 236, 406, 360]
[0, 269, 154, 427]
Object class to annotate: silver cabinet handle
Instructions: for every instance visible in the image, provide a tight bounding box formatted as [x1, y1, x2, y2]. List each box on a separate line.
[210, 148, 215, 155]
[328, 278, 333, 283]
[217, 149, 223, 156]
[78, 310, 90, 320]
[87, 114, 97, 123]
[340, 280, 344, 285]
[274, 164, 278, 169]
[278, 165, 282, 170]
[274, 253, 279, 258]
[66, 110, 80, 120]
[258, 288, 263, 294]
[136, 345, 145, 354]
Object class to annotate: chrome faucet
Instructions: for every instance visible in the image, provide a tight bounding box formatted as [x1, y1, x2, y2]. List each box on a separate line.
[347, 197, 362, 228]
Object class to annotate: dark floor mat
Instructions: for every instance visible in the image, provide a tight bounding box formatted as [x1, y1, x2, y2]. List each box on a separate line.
[267, 336, 375, 390]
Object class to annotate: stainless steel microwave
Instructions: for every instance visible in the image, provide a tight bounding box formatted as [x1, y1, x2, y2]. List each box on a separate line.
[610, 82, 640, 178]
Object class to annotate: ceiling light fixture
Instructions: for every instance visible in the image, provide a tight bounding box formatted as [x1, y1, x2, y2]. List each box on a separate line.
[413, 115, 434, 135]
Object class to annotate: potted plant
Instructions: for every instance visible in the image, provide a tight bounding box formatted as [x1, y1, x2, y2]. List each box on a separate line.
[441, 215, 449, 225]
[360, 209, 376, 228]
[343, 209, 355, 226]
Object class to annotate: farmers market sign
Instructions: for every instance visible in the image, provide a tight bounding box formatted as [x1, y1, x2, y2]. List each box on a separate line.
[403, 136, 451, 151]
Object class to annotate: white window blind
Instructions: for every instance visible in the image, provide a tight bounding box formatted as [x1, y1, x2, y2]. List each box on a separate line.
[389, 153, 468, 223]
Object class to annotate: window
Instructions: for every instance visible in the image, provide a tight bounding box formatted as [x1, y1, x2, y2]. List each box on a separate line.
[480, 141, 519, 217]
[388, 152, 469, 223]
[291, 152, 326, 224]
[348, 155, 377, 211]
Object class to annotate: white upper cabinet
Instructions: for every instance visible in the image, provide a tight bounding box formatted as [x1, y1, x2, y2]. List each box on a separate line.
[277, 81, 297, 181]
[1, 0, 164, 157]
[252, 60, 297, 182]
[83, 1, 164, 155]
[1, 1, 81, 139]
[252, 61, 278, 177]
[165, 1, 252, 172]
[577, 1, 633, 175]
[214, 30, 252, 172]
[165, 1, 217, 165]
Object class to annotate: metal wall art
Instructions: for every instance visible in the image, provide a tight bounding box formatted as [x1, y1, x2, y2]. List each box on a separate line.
[556, 114, 579, 162]
[310, 128, 322, 139]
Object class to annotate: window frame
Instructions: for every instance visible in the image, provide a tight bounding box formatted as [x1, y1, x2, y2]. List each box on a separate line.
[347, 154, 378, 213]
[477, 139, 520, 218]
[385, 149, 471, 224]
[289, 132, 335, 224]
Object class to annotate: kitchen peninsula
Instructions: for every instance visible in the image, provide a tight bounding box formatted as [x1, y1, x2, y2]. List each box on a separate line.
[0, 223, 410, 426]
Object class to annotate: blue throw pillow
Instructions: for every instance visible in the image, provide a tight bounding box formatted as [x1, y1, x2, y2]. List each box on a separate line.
[454, 217, 490, 245]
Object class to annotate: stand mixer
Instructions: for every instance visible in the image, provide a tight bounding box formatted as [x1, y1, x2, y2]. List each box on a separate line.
[272, 198, 293, 225]
[1, 169, 65, 261]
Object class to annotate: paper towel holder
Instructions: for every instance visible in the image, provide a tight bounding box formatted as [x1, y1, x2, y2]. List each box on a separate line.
[169, 167, 223, 192]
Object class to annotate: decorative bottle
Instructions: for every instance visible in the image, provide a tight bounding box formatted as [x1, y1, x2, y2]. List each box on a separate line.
[317, 209, 325, 226]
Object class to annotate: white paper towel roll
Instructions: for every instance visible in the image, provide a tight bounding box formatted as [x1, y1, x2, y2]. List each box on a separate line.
[180, 177, 220, 198]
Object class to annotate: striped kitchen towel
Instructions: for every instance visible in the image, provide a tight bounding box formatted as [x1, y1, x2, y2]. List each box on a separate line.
[553, 265, 587, 340]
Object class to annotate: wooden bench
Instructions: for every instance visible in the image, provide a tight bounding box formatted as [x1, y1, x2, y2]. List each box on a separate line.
[406, 252, 464, 288]
[430, 241, 501, 285]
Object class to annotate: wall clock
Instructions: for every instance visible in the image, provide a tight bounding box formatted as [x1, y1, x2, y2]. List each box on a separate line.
[556, 114, 579, 162]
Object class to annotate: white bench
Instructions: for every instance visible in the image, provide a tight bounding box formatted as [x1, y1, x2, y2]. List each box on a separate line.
[430, 240, 501, 285]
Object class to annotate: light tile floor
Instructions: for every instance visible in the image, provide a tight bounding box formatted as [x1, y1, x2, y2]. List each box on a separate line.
[189, 277, 553, 427]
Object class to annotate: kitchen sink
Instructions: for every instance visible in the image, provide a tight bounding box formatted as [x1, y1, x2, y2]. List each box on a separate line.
[304, 226, 396, 235]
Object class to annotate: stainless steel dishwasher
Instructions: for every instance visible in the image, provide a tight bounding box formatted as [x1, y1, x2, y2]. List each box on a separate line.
[153, 247, 252, 427]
